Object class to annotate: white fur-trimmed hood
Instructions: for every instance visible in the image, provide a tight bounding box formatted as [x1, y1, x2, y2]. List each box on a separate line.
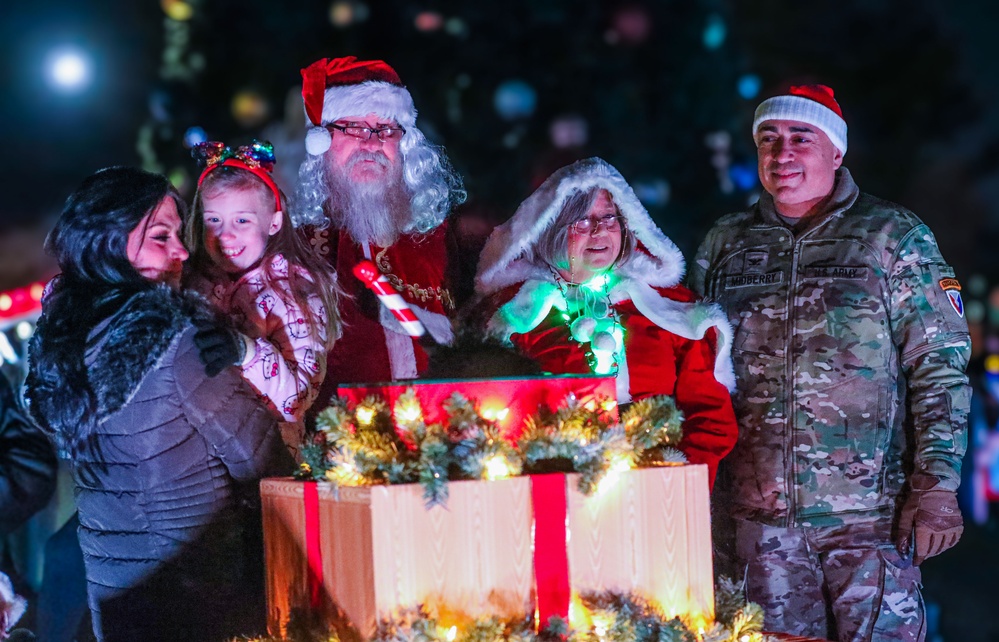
[475, 157, 685, 297]
[474, 157, 733, 392]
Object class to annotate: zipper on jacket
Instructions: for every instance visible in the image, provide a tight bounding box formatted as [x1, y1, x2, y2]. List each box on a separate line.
[785, 236, 799, 528]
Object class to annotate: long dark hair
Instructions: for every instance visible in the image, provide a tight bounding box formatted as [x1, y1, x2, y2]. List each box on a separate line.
[26, 167, 185, 450]
[188, 166, 341, 350]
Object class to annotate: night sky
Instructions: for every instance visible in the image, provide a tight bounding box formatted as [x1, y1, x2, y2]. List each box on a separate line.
[3, 0, 999, 288]
[2, 1, 163, 224]
[1, 1, 998, 235]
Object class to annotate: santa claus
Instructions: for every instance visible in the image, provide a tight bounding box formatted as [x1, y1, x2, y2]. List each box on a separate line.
[294, 56, 465, 399]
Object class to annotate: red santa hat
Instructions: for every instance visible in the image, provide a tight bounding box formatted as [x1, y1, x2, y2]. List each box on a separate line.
[300, 56, 417, 156]
[753, 84, 847, 155]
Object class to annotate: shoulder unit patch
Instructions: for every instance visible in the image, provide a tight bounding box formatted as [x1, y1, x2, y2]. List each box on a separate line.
[940, 278, 964, 317]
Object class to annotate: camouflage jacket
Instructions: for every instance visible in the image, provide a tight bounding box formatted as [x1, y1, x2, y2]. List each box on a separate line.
[689, 168, 971, 528]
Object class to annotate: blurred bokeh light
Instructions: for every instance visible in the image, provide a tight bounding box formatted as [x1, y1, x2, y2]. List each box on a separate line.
[48, 49, 89, 91]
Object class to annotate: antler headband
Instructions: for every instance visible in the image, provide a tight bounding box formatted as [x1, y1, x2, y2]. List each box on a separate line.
[193, 140, 282, 210]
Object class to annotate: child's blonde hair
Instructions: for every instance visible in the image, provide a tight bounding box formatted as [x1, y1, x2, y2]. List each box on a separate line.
[189, 166, 342, 350]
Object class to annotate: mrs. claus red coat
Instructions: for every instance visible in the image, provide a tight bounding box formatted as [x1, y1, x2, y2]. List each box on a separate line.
[475, 158, 737, 488]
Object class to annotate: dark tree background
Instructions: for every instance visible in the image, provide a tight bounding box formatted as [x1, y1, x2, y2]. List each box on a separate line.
[103, 0, 995, 281]
[4, 0, 995, 287]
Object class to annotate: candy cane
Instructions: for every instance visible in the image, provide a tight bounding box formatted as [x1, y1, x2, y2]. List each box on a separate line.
[352, 260, 426, 338]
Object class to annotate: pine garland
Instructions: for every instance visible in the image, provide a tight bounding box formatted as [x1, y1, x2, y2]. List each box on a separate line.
[517, 396, 626, 494]
[235, 587, 769, 642]
[621, 396, 686, 466]
[296, 390, 687, 506]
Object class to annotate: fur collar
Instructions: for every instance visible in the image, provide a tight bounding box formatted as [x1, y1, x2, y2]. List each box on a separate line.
[86, 286, 215, 422]
[485, 275, 736, 392]
[29, 286, 216, 437]
[476, 157, 685, 297]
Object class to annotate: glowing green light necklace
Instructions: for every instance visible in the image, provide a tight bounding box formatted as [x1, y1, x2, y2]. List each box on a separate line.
[549, 268, 623, 376]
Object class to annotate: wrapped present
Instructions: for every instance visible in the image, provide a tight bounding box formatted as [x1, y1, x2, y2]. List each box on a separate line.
[261, 476, 534, 639]
[261, 465, 713, 638]
[338, 374, 617, 441]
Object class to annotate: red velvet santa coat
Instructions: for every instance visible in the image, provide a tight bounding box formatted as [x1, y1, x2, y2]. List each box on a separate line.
[476, 157, 737, 488]
[304, 224, 454, 406]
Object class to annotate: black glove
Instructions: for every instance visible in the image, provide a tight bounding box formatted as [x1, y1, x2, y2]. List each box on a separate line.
[355, 284, 381, 320]
[192, 318, 246, 377]
[895, 475, 964, 565]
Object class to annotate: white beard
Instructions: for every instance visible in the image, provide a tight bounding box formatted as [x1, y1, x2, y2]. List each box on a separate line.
[326, 151, 411, 247]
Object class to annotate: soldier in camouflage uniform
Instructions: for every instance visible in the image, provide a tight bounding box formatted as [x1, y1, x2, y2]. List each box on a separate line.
[689, 85, 970, 642]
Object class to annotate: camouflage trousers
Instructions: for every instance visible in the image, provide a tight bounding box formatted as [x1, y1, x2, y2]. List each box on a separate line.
[734, 518, 924, 642]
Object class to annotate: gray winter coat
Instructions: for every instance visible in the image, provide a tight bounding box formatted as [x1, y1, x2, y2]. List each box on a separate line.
[25, 286, 294, 641]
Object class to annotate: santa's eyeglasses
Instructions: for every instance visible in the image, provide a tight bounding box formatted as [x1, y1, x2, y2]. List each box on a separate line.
[327, 123, 406, 142]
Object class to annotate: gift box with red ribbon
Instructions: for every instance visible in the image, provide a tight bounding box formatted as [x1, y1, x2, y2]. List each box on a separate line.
[261, 465, 714, 638]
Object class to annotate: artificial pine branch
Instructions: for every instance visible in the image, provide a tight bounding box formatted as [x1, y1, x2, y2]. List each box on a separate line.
[713, 575, 748, 627]
[621, 396, 685, 466]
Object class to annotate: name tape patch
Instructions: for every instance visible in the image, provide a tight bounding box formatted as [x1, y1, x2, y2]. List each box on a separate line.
[724, 271, 784, 289]
[802, 266, 869, 280]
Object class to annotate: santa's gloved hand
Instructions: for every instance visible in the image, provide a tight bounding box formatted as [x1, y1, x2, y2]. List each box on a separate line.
[356, 285, 380, 320]
[192, 318, 249, 377]
[895, 475, 963, 565]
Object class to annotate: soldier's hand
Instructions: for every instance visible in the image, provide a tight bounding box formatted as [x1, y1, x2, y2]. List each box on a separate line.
[895, 479, 963, 565]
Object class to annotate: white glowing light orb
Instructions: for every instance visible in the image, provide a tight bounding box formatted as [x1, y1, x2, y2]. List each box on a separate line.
[50, 51, 89, 90]
[16, 322, 33, 340]
[396, 404, 423, 424]
[481, 406, 510, 422]
[483, 455, 512, 480]
[355, 406, 375, 425]
[0, 333, 17, 365]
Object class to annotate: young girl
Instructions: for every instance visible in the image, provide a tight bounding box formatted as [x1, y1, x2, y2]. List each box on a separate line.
[188, 140, 341, 449]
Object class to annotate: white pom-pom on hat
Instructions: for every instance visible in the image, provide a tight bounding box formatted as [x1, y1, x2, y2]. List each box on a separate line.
[305, 127, 331, 155]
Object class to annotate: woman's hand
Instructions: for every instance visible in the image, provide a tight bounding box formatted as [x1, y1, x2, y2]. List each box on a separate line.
[192, 318, 249, 377]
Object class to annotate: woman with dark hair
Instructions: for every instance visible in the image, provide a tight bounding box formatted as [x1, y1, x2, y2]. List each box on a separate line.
[475, 158, 738, 488]
[23, 167, 293, 641]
